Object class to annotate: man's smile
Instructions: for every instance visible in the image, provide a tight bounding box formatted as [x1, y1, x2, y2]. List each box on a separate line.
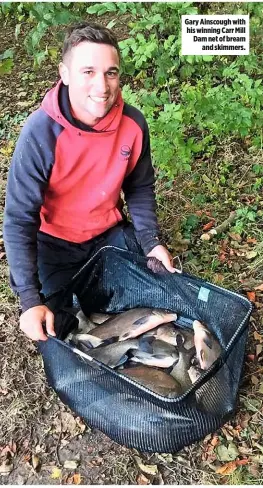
[89, 96, 109, 103]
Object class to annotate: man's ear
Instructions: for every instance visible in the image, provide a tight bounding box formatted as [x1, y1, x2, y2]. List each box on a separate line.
[59, 62, 69, 85]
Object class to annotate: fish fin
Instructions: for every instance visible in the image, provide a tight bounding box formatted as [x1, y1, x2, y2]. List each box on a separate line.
[203, 334, 213, 350]
[132, 315, 151, 326]
[115, 354, 128, 368]
[138, 336, 154, 353]
[152, 353, 170, 359]
[119, 332, 131, 341]
[176, 333, 184, 349]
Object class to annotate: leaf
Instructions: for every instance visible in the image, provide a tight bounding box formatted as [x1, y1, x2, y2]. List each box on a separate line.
[251, 375, 259, 385]
[64, 460, 78, 470]
[247, 237, 257, 244]
[50, 467, 62, 479]
[254, 331, 263, 342]
[247, 291, 256, 302]
[32, 455, 40, 470]
[255, 284, 263, 291]
[216, 461, 237, 475]
[216, 442, 239, 461]
[137, 473, 150, 484]
[229, 233, 242, 242]
[256, 344, 263, 357]
[202, 221, 214, 231]
[246, 250, 258, 260]
[0, 460, 13, 475]
[134, 456, 158, 475]
[73, 473, 82, 485]
[211, 436, 220, 447]
[236, 458, 249, 466]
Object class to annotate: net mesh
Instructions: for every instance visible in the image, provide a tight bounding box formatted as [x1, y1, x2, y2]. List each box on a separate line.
[38, 247, 251, 453]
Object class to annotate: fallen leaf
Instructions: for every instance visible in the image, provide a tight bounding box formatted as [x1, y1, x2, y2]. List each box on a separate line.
[216, 461, 237, 475]
[32, 454, 40, 470]
[221, 427, 233, 441]
[236, 458, 249, 466]
[202, 221, 215, 231]
[247, 354, 255, 361]
[50, 467, 62, 479]
[253, 441, 263, 454]
[254, 331, 263, 342]
[256, 344, 263, 357]
[0, 313, 5, 324]
[0, 252, 5, 259]
[211, 436, 220, 447]
[64, 460, 78, 470]
[255, 284, 263, 291]
[134, 456, 158, 475]
[216, 442, 239, 461]
[229, 233, 242, 242]
[247, 463, 260, 477]
[258, 382, 263, 394]
[0, 446, 12, 457]
[156, 453, 173, 463]
[251, 454, 263, 464]
[251, 375, 259, 385]
[246, 250, 258, 260]
[0, 459, 13, 475]
[247, 237, 257, 244]
[247, 291, 256, 302]
[73, 473, 81, 485]
[136, 473, 150, 485]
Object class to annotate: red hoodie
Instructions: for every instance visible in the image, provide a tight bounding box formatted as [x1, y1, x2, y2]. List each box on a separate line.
[40, 80, 149, 242]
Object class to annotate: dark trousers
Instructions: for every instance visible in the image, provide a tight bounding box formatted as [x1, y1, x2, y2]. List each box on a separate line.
[37, 222, 143, 302]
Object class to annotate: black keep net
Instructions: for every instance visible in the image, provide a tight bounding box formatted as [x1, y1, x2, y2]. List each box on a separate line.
[38, 246, 252, 453]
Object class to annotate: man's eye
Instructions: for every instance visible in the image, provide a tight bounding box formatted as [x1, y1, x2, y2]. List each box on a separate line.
[107, 71, 117, 77]
[84, 70, 93, 75]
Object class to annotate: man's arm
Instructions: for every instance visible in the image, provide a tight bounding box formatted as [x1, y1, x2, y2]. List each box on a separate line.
[122, 117, 160, 254]
[122, 116, 179, 273]
[3, 110, 58, 338]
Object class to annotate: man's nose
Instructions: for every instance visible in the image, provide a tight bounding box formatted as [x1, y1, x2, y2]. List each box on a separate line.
[94, 73, 108, 93]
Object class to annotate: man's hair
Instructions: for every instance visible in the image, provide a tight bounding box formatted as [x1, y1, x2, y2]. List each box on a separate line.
[62, 22, 120, 61]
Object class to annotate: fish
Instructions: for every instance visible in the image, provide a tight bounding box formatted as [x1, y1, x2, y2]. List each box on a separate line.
[152, 323, 194, 350]
[192, 320, 222, 370]
[76, 310, 96, 333]
[130, 336, 179, 368]
[120, 364, 183, 397]
[169, 335, 195, 390]
[188, 365, 203, 384]
[87, 339, 139, 368]
[89, 312, 116, 324]
[139, 335, 179, 356]
[89, 308, 178, 342]
[69, 332, 104, 349]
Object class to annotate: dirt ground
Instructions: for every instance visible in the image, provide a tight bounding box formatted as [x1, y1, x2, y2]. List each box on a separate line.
[1, 11, 263, 486]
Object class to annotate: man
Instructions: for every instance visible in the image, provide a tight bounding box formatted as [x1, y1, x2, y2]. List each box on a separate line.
[3, 22, 179, 342]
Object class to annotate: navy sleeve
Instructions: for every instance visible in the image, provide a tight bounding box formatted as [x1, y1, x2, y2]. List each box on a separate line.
[122, 108, 162, 254]
[3, 109, 61, 311]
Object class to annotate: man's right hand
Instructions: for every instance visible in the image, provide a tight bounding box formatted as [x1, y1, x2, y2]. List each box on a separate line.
[20, 305, 56, 341]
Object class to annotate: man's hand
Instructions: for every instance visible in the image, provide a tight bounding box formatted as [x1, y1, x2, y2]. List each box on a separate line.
[147, 245, 182, 273]
[20, 305, 56, 341]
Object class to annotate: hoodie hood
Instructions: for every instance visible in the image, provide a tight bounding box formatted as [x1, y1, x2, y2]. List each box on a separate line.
[41, 79, 124, 133]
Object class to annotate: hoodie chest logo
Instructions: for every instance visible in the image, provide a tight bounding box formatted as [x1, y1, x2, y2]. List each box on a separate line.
[120, 145, 131, 161]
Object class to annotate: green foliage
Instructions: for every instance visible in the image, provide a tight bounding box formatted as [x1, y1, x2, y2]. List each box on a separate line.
[2, 1, 263, 178]
[182, 214, 200, 239]
[0, 48, 14, 74]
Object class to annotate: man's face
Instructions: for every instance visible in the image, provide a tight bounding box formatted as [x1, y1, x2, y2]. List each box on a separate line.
[59, 41, 120, 126]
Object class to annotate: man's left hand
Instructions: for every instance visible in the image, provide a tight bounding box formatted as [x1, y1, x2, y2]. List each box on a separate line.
[147, 245, 182, 273]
